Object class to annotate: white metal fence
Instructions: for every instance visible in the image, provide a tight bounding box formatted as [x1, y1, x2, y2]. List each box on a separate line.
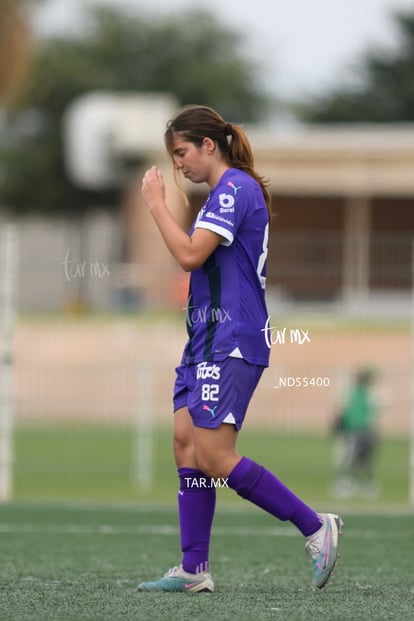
[0, 220, 410, 429]
[0, 219, 412, 499]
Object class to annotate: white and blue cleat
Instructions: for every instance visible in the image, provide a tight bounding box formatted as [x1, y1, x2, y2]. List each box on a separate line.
[305, 513, 344, 588]
[137, 564, 214, 593]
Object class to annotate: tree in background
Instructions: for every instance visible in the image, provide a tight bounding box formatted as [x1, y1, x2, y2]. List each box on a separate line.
[0, 4, 270, 216]
[0, 0, 30, 102]
[299, 10, 414, 123]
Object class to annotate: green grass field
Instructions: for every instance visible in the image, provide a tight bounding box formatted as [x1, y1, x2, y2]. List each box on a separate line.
[0, 425, 412, 619]
[14, 425, 409, 507]
[0, 502, 413, 621]
[5, 309, 410, 617]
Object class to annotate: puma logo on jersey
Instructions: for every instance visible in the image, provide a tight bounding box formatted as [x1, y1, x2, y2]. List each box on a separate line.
[203, 404, 218, 418]
[227, 180, 242, 195]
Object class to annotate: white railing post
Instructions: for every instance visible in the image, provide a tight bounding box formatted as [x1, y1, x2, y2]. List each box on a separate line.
[0, 223, 19, 502]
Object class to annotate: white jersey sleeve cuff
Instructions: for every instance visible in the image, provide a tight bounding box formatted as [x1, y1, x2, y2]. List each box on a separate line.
[195, 221, 233, 246]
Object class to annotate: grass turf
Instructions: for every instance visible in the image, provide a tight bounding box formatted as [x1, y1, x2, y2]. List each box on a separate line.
[0, 502, 413, 621]
[14, 425, 409, 507]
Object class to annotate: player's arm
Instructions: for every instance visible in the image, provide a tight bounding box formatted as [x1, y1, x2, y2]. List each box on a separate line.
[142, 166, 222, 271]
[150, 206, 222, 271]
[174, 202, 201, 234]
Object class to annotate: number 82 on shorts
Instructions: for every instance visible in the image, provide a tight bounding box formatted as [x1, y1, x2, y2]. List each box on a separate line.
[201, 384, 220, 401]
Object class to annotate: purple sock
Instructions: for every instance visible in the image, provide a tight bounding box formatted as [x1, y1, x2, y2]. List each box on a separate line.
[227, 457, 322, 537]
[178, 468, 216, 574]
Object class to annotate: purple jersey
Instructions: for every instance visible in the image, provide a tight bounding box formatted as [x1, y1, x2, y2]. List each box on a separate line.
[182, 168, 270, 366]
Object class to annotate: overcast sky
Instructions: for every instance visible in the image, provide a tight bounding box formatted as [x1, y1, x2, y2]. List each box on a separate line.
[34, 0, 413, 99]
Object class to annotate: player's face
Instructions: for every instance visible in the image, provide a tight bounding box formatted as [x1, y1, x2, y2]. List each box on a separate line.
[170, 134, 213, 185]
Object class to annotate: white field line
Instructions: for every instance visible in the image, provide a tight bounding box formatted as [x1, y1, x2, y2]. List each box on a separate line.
[5, 500, 414, 516]
[0, 524, 292, 536]
[0, 523, 399, 538]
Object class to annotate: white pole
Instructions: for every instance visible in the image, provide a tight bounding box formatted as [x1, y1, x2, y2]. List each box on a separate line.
[0, 223, 18, 502]
[410, 239, 414, 506]
[132, 362, 153, 490]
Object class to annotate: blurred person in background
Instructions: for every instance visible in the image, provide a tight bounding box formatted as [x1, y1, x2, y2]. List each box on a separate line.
[333, 367, 380, 498]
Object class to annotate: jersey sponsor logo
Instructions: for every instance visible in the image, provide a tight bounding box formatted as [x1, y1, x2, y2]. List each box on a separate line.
[205, 211, 234, 227]
[196, 361, 221, 380]
[227, 180, 242, 195]
[219, 193, 235, 210]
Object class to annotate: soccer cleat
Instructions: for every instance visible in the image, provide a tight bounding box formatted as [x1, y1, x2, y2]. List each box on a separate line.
[136, 564, 214, 593]
[305, 513, 344, 589]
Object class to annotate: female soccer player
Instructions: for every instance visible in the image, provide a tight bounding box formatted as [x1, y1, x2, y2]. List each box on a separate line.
[137, 105, 343, 593]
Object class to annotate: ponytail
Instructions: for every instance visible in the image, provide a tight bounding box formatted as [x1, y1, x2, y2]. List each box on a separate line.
[226, 124, 272, 220]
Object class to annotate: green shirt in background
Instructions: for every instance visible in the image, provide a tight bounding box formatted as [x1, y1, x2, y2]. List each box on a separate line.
[342, 385, 375, 431]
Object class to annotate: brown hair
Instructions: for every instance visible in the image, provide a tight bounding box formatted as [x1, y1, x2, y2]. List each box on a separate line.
[164, 104, 272, 220]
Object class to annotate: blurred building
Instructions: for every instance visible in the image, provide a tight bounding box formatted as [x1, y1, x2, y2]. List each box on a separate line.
[126, 109, 414, 316]
[5, 93, 414, 314]
[250, 124, 414, 314]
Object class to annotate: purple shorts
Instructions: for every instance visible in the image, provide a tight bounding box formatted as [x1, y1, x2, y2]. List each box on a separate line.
[173, 357, 265, 430]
